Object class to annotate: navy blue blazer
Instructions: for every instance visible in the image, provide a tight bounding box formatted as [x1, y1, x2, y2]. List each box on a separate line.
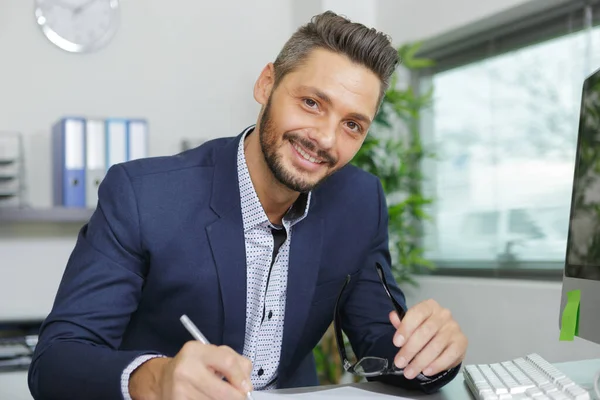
[28, 130, 457, 399]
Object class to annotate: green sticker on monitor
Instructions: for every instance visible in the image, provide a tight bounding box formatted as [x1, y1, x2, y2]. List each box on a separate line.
[559, 289, 580, 341]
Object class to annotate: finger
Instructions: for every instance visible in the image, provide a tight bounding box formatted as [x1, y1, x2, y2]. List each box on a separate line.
[394, 313, 444, 370]
[423, 335, 467, 376]
[204, 346, 253, 394]
[402, 330, 450, 379]
[389, 311, 401, 330]
[169, 359, 229, 400]
[240, 356, 253, 377]
[421, 344, 461, 377]
[175, 343, 249, 399]
[196, 366, 247, 400]
[393, 299, 437, 347]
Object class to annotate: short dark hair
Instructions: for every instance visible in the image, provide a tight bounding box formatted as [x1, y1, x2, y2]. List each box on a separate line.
[273, 10, 399, 106]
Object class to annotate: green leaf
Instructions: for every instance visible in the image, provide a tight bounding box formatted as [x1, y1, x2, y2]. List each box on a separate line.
[398, 41, 435, 71]
[351, 40, 437, 284]
[408, 58, 435, 68]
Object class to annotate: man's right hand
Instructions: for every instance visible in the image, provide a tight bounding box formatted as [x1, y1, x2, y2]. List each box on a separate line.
[129, 341, 254, 400]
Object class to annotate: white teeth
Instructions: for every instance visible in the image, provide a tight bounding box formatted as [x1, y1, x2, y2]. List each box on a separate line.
[293, 143, 322, 164]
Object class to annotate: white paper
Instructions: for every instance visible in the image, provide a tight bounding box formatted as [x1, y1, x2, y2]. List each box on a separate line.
[252, 386, 417, 399]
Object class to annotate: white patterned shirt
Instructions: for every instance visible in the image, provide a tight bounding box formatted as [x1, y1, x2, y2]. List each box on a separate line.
[120, 126, 310, 398]
[238, 125, 311, 389]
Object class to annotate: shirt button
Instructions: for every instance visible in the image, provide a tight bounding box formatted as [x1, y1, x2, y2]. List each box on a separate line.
[268, 311, 273, 319]
[258, 368, 264, 376]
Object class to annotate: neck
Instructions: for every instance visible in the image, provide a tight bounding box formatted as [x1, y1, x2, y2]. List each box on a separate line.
[244, 130, 300, 225]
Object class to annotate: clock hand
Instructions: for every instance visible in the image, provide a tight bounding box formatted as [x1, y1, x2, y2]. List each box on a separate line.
[73, 0, 97, 16]
[51, 0, 78, 11]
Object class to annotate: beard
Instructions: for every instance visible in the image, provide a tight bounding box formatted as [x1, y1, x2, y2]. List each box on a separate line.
[258, 97, 338, 193]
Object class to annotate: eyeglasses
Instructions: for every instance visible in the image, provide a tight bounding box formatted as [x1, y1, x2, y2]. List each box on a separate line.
[333, 262, 406, 377]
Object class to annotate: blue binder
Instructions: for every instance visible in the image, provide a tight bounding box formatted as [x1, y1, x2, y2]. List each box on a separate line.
[52, 117, 86, 208]
[85, 119, 107, 208]
[126, 119, 148, 161]
[105, 118, 128, 171]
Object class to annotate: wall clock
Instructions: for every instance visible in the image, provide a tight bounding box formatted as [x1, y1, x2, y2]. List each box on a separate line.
[34, 0, 120, 53]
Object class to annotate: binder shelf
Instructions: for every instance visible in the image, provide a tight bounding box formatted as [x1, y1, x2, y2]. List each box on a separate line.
[0, 207, 94, 224]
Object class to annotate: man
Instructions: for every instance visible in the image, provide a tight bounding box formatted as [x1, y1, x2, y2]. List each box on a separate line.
[28, 11, 467, 400]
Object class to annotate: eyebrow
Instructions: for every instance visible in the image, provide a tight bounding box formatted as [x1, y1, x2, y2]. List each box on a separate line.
[298, 85, 373, 125]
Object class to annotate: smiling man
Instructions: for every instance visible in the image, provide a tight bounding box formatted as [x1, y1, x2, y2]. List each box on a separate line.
[28, 11, 467, 400]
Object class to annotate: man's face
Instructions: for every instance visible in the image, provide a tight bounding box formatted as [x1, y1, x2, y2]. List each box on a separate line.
[256, 48, 381, 193]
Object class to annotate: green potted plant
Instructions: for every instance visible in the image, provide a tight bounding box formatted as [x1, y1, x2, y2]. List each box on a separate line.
[352, 41, 436, 285]
[314, 41, 437, 385]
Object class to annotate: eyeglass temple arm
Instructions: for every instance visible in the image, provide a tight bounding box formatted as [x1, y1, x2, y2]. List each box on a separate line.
[375, 262, 406, 320]
[333, 274, 354, 372]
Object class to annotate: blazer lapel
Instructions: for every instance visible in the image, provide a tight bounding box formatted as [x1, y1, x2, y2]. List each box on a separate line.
[205, 128, 325, 366]
[279, 216, 324, 370]
[206, 134, 247, 355]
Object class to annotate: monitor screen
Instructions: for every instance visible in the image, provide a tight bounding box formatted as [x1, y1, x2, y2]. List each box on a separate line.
[565, 68, 600, 280]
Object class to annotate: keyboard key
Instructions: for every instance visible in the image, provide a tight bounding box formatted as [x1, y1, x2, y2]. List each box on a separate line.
[514, 357, 540, 376]
[479, 365, 509, 395]
[466, 365, 488, 384]
[510, 394, 530, 400]
[526, 354, 566, 383]
[481, 394, 499, 400]
[555, 377, 575, 390]
[475, 383, 494, 395]
[490, 363, 525, 393]
[465, 354, 589, 400]
[512, 361, 549, 387]
[547, 391, 569, 400]
[502, 361, 536, 392]
[565, 385, 590, 400]
[525, 387, 544, 397]
[539, 382, 558, 394]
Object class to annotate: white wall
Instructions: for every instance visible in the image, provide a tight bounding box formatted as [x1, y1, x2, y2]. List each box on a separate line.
[402, 276, 600, 365]
[0, 0, 294, 320]
[323, 0, 377, 28]
[0, 0, 383, 323]
[0, 233, 78, 320]
[0, 0, 382, 322]
[0, 0, 293, 209]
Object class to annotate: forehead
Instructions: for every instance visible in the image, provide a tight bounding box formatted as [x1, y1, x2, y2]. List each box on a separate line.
[281, 48, 381, 116]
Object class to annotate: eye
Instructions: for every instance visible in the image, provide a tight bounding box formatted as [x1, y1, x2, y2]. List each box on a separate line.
[303, 98, 318, 109]
[346, 121, 362, 133]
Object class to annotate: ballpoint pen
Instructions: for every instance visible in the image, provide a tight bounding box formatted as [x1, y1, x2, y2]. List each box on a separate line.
[180, 314, 255, 400]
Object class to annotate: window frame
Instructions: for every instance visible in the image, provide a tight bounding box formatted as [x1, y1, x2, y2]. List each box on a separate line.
[412, 0, 600, 279]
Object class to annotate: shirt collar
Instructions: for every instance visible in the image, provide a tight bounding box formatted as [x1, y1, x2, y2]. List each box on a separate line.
[237, 126, 311, 233]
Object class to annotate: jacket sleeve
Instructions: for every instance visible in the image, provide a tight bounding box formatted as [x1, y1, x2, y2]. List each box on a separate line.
[28, 164, 160, 400]
[340, 177, 460, 393]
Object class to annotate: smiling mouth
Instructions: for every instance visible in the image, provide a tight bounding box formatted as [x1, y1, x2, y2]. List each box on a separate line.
[291, 141, 325, 164]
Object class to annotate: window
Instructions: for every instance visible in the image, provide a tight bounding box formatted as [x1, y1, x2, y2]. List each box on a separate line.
[418, 1, 600, 275]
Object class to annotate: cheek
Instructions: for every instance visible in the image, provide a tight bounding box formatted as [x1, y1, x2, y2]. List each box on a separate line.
[336, 136, 364, 165]
[273, 103, 308, 130]
[276, 104, 324, 138]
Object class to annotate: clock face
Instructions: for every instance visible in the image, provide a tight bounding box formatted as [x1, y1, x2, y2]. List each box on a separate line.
[34, 0, 120, 53]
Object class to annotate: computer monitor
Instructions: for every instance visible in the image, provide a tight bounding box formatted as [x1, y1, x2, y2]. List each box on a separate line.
[560, 66, 600, 345]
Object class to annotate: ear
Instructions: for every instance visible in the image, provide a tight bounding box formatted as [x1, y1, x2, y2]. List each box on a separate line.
[253, 63, 276, 106]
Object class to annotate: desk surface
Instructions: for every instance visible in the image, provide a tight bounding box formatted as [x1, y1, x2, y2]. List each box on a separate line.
[272, 358, 600, 399]
[2, 358, 600, 399]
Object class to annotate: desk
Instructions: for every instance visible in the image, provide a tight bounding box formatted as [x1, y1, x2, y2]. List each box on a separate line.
[272, 359, 600, 399]
[2, 359, 599, 399]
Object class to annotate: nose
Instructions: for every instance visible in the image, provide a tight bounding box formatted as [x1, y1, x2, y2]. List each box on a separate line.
[306, 122, 336, 151]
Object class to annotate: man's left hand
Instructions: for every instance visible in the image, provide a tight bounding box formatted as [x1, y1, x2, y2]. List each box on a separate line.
[389, 299, 467, 380]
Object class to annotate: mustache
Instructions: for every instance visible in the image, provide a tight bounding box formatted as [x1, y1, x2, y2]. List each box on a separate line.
[283, 132, 337, 165]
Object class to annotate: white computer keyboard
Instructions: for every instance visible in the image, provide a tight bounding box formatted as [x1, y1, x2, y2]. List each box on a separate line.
[464, 353, 590, 400]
